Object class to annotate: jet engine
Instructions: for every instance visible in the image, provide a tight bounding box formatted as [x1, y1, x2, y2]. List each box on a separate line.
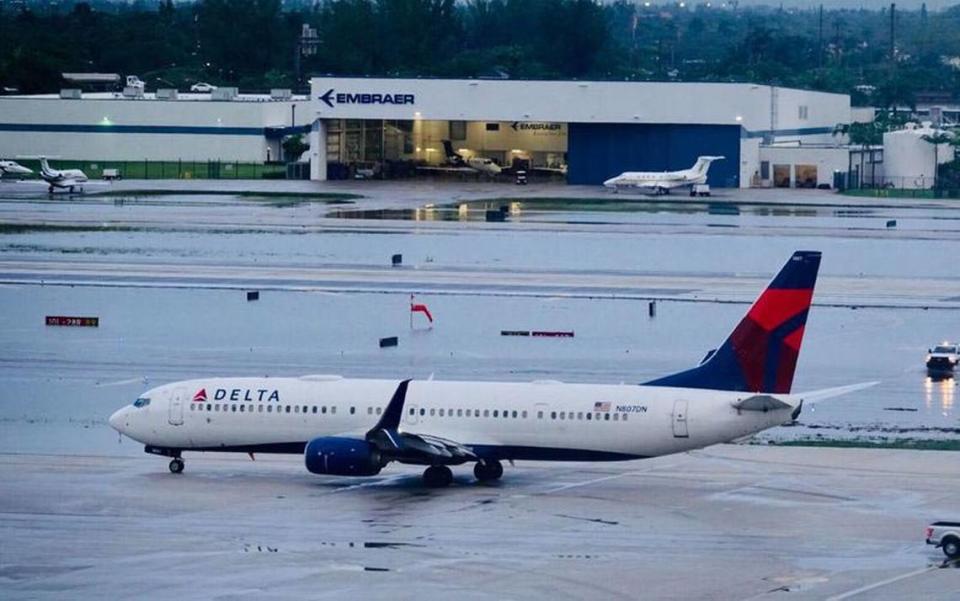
[304, 436, 383, 476]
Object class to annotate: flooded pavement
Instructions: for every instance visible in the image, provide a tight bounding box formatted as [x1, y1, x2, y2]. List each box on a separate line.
[0, 187, 958, 451]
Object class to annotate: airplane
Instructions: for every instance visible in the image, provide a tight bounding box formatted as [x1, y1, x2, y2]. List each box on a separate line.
[37, 157, 93, 194]
[109, 251, 875, 487]
[417, 141, 503, 177]
[0, 159, 33, 179]
[603, 156, 725, 195]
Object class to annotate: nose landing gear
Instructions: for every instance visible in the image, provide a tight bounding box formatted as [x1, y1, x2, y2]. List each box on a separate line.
[169, 457, 185, 474]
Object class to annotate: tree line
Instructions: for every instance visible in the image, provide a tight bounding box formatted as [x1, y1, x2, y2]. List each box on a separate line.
[2, 0, 960, 107]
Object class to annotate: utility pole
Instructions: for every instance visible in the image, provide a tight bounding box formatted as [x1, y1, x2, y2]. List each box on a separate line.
[818, 4, 824, 69]
[889, 3, 896, 63]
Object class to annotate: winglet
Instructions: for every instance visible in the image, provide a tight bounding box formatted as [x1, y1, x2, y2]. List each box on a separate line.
[369, 379, 411, 433]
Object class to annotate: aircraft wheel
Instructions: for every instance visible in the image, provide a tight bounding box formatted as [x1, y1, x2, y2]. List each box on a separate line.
[169, 458, 185, 474]
[423, 465, 452, 487]
[474, 460, 503, 482]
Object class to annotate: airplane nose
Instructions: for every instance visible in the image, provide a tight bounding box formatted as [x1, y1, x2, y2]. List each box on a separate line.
[109, 408, 127, 433]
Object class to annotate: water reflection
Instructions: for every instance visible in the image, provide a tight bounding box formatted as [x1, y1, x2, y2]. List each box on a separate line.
[924, 376, 956, 414]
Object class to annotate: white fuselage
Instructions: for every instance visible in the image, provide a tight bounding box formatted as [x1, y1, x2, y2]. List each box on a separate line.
[40, 159, 88, 189]
[111, 376, 795, 461]
[603, 168, 706, 191]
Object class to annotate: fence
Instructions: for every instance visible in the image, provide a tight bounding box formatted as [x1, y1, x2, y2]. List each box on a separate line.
[15, 159, 287, 180]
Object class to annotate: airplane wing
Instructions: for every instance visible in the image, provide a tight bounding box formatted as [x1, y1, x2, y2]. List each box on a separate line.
[416, 165, 476, 174]
[364, 380, 477, 466]
[792, 381, 879, 405]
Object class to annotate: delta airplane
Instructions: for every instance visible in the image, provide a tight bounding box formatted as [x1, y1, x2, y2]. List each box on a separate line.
[109, 251, 873, 487]
[603, 156, 724, 195]
[0, 159, 32, 179]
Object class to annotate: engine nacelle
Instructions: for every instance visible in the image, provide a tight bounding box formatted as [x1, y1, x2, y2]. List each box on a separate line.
[304, 436, 382, 476]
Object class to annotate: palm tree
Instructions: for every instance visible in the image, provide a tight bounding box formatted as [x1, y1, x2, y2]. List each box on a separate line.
[921, 131, 953, 189]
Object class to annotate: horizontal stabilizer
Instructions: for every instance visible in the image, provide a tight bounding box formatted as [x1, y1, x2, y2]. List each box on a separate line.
[794, 381, 879, 405]
[731, 395, 793, 412]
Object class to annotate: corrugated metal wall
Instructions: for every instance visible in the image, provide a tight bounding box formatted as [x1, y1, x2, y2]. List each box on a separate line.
[567, 124, 742, 186]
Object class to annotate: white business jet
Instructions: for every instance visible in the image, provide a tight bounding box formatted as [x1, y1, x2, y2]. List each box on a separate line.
[109, 251, 874, 487]
[37, 157, 97, 194]
[603, 156, 725, 195]
[0, 159, 33, 179]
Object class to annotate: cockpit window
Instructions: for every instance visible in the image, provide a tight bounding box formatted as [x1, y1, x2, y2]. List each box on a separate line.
[133, 397, 151, 408]
[933, 345, 957, 354]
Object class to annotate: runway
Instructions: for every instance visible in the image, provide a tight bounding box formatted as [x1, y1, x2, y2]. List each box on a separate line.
[1, 445, 957, 600]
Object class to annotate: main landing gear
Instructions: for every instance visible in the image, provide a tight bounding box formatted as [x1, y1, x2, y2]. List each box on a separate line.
[168, 457, 185, 474]
[474, 460, 503, 483]
[422, 465, 453, 487]
[420, 459, 505, 487]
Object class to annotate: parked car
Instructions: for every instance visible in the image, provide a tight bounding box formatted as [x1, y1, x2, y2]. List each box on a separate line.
[926, 522, 960, 559]
[190, 82, 217, 93]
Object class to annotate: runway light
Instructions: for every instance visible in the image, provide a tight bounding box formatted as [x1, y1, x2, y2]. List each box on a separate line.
[735, 115, 743, 122]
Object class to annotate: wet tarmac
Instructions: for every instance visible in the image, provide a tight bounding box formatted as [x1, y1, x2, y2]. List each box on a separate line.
[0, 181, 958, 599]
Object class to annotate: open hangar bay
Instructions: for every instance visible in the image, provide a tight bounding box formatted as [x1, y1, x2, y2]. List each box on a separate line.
[0, 181, 958, 600]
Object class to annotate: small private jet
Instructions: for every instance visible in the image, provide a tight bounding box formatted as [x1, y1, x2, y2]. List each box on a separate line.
[417, 141, 503, 177]
[604, 156, 725, 195]
[37, 157, 96, 194]
[0, 159, 32, 179]
[109, 251, 875, 487]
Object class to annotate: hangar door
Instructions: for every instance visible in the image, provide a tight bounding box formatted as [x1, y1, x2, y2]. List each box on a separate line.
[567, 123, 741, 187]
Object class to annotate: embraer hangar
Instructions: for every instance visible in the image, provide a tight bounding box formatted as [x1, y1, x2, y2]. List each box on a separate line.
[308, 77, 850, 188]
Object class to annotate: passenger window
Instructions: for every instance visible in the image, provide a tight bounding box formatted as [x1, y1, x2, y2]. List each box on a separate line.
[206, 404, 211, 411]
[312, 406, 317, 414]
[231, 405, 237, 412]
[604, 413, 610, 421]
[331, 406, 336, 414]
[240, 405, 245, 413]
[586, 413, 592, 420]
[322, 406, 327, 414]
[285, 406, 291, 413]
[559, 412, 565, 420]
[512, 411, 518, 418]
[190, 404, 195, 411]
[613, 413, 620, 421]
[420, 408, 425, 416]
[551, 411, 556, 419]
[577, 412, 583, 420]
[623, 414, 628, 421]
[258, 405, 263, 413]
[439, 409, 444, 417]
[484, 410, 490, 417]
[302, 406, 308, 413]
[430, 408, 436, 416]
[457, 409, 463, 417]
[267, 405, 272, 413]
[350, 406, 356, 415]
[368, 407, 373, 415]
[376, 407, 382, 415]
[493, 410, 498, 418]
[538, 411, 544, 419]
[294, 406, 299, 413]
[409, 408, 415, 415]
[503, 411, 508, 419]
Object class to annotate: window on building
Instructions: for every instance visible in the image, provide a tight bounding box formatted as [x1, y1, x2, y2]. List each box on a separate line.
[449, 120, 467, 140]
[798, 105, 809, 120]
[485, 123, 500, 132]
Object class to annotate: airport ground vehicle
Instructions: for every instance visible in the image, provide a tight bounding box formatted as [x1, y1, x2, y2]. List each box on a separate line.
[926, 343, 959, 376]
[926, 522, 960, 559]
[690, 184, 711, 197]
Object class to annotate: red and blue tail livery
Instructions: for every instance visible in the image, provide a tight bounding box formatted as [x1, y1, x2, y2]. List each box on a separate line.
[645, 251, 821, 394]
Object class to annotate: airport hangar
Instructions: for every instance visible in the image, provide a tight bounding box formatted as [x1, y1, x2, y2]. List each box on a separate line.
[307, 77, 852, 188]
[0, 79, 850, 188]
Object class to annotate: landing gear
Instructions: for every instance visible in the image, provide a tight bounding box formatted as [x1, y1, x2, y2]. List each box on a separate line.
[422, 465, 453, 487]
[474, 460, 503, 483]
[168, 457, 185, 474]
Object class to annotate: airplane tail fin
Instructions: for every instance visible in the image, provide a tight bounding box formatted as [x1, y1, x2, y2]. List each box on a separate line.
[442, 140, 460, 163]
[692, 155, 724, 177]
[645, 251, 821, 394]
[39, 157, 54, 176]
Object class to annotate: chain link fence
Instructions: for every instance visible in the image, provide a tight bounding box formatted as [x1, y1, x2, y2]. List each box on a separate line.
[15, 159, 287, 180]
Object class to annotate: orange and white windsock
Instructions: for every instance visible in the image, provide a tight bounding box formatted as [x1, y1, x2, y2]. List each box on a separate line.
[410, 294, 434, 323]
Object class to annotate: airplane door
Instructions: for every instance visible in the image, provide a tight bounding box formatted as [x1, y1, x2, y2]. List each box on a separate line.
[405, 403, 419, 426]
[672, 400, 689, 438]
[168, 387, 185, 426]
